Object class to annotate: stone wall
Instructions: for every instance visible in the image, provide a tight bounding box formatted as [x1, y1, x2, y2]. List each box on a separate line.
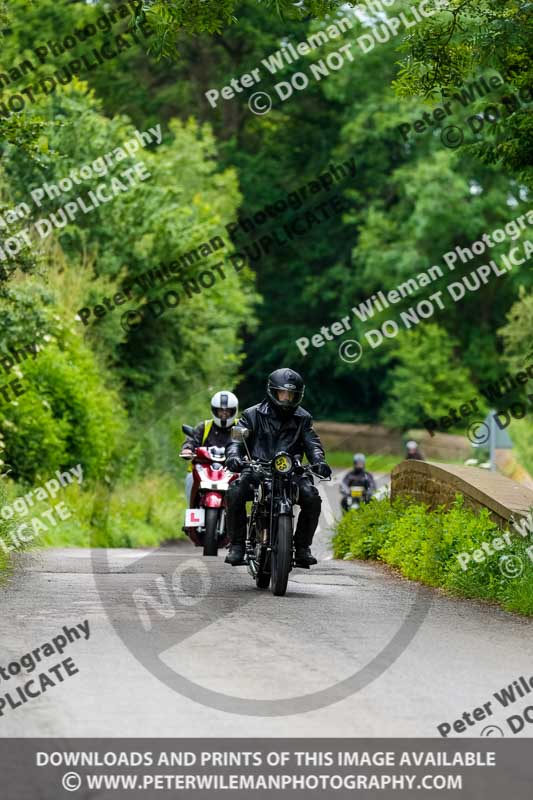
[314, 422, 471, 461]
[391, 460, 533, 528]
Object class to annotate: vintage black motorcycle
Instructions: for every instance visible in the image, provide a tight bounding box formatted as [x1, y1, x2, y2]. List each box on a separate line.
[231, 427, 330, 597]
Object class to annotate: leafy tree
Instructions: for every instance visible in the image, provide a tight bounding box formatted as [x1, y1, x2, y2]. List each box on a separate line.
[0, 281, 127, 483]
[206, 9, 525, 419]
[137, 0, 346, 57]
[380, 324, 479, 429]
[394, 0, 533, 184]
[1, 0, 531, 496]
[498, 289, 533, 370]
[497, 291, 533, 476]
[0, 0, 47, 158]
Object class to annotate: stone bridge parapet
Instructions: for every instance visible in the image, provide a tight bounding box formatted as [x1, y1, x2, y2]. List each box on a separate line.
[391, 460, 533, 528]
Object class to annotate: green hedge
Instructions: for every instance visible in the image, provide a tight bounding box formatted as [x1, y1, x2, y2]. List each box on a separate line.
[333, 495, 533, 616]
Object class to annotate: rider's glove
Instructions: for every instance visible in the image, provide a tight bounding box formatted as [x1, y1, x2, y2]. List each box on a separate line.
[313, 461, 332, 479]
[226, 456, 244, 473]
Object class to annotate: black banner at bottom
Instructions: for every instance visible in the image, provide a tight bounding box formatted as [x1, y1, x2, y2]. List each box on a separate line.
[0, 738, 531, 799]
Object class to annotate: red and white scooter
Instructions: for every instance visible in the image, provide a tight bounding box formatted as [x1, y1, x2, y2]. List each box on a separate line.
[180, 424, 237, 556]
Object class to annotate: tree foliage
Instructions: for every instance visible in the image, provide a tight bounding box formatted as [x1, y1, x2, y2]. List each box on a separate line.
[0, 0, 531, 494]
[394, 0, 533, 185]
[381, 324, 479, 428]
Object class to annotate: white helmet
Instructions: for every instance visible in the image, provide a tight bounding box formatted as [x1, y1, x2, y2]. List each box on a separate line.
[211, 390, 238, 428]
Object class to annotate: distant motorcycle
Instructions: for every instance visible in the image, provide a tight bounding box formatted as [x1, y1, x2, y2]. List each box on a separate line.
[231, 427, 330, 597]
[340, 479, 371, 513]
[180, 424, 237, 556]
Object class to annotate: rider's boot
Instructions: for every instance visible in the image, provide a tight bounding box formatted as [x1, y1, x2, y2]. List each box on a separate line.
[294, 546, 317, 567]
[294, 505, 319, 567]
[225, 541, 245, 565]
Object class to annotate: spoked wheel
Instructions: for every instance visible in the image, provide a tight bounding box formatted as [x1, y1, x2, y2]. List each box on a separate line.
[203, 508, 219, 556]
[271, 515, 292, 596]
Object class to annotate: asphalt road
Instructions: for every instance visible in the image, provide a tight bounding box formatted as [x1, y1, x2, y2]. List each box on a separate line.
[1, 471, 532, 737]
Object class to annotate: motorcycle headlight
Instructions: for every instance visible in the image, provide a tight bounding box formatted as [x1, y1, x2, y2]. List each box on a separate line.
[273, 452, 293, 474]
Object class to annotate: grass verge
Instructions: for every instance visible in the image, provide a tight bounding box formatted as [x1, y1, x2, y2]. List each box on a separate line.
[0, 472, 186, 568]
[333, 494, 533, 616]
[326, 451, 404, 472]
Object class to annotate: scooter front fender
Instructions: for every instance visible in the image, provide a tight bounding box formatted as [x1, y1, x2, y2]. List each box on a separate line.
[203, 492, 224, 508]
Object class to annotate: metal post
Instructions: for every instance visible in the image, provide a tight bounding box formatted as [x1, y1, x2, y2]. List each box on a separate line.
[489, 409, 496, 471]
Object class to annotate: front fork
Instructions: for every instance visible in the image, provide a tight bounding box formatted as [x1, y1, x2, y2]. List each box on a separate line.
[217, 508, 225, 538]
[270, 486, 294, 559]
[246, 481, 294, 565]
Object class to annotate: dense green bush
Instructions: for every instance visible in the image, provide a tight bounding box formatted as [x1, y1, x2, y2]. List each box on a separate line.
[0, 313, 128, 484]
[333, 495, 533, 616]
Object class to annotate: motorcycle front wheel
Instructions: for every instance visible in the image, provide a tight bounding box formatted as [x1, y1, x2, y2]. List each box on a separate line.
[203, 507, 219, 556]
[271, 515, 292, 596]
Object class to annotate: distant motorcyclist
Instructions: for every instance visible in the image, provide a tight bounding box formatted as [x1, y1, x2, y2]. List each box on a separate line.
[405, 440, 424, 461]
[180, 390, 238, 504]
[340, 453, 376, 512]
[224, 368, 331, 568]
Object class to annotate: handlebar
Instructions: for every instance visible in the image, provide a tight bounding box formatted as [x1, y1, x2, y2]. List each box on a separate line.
[307, 466, 332, 482]
[180, 448, 226, 463]
[241, 459, 331, 481]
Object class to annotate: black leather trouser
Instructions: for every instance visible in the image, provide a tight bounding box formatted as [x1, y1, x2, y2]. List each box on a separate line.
[226, 471, 322, 548]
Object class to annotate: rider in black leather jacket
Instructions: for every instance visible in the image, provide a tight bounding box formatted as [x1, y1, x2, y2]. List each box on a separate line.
[340, 453, 376, 511]
[225, 368, 331, 568]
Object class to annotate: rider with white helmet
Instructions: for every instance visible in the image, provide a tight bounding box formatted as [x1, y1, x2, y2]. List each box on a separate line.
[180, 390, 239, 503]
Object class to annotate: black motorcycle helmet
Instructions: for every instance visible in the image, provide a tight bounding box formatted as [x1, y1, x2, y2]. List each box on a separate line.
[267, 368, 305, 411]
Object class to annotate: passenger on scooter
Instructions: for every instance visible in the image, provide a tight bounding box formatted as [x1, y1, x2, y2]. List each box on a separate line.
[340, 453, 376, 512]
[180, 390, 239, 504]
[224, 368, 332, 568]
